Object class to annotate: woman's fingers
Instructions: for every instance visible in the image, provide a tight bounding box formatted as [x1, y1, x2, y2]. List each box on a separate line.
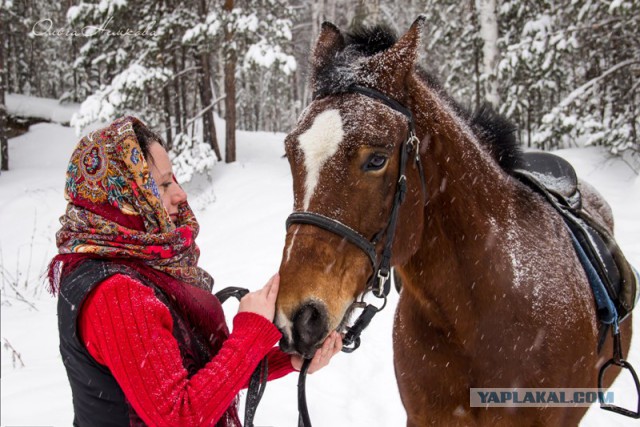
[266, 274, 279, 304]
[237, 273, 280, 321]
[306, 331, 342, 374]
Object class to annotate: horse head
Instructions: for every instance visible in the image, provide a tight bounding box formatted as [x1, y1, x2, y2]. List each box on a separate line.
[276, 17, 428, 357]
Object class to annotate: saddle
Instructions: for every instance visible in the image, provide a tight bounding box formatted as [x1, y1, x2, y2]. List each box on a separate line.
[514, 152, 640, 419]
[513, 152, 638, 326]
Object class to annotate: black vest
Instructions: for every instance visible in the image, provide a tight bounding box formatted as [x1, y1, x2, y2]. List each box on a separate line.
[58, 260, 214, 427]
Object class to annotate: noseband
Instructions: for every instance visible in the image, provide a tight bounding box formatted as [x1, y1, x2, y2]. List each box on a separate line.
[286, 84, 427, 351]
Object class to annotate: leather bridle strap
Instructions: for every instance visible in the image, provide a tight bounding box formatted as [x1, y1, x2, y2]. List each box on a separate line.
[289, 85, 426, 427]
[348, 85, 415, 131]
[287, 85, 422, 301]
[286, 212, 377, 272]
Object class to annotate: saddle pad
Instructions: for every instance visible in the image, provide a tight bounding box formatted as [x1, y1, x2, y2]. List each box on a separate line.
[513, 152, 637, 323]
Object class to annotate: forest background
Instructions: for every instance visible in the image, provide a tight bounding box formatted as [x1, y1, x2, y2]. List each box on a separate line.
[1, 0, 639, 179]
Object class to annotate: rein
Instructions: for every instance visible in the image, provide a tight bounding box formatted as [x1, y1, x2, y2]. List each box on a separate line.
[287, 85, 427, 426]
[215, 287, 269, 427]
[216, 86, 425, 427]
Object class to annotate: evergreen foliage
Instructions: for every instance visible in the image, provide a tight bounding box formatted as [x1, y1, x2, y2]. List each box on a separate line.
[1, 0, 638, 174]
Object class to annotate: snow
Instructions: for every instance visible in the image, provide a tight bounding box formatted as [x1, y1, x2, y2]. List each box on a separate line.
[1, 100, 639, 426]
[244, 40, 297, 75]
[182, 12, 221, 45]
[70, 64, 172, 131]
[5, 94, 80, 125]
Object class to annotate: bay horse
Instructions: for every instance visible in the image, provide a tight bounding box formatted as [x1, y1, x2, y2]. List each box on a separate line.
[275, 17, 633, 426]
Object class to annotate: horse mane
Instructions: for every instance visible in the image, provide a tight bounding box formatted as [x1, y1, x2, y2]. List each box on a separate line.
[314, 24, 523, 174]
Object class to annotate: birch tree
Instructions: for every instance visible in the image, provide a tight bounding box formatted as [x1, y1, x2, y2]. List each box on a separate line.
[476, 0, 500, 107]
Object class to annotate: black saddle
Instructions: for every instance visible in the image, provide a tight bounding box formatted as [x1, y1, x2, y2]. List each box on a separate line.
[514, 152, 637, 324]
[516, 152, 640, 419]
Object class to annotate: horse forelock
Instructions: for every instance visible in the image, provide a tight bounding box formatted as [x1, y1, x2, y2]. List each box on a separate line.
[312, 24, 398, 98]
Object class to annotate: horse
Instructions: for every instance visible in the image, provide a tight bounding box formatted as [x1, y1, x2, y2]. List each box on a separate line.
[274, 17, 633, 426]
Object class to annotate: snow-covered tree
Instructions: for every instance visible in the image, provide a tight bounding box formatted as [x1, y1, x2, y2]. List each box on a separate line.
[533, 0, 639, 155]
[4, 0, 638, 173]
[69, 0, 217, 181]
[497, 0, 639, 155]
[183, 0, 295, 162]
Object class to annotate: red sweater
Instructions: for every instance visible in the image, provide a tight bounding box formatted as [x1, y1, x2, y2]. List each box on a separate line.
[79, 274, 295, 426]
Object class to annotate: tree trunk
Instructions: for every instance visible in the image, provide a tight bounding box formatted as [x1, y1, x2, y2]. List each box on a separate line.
[476, 0, 500, 108]
[196, 0, 221, 161]
[162, 85, 173, 149]
[197, 52, 222, 161]
[224, 0, 237, 163]
[171, 52, 183, 136]
[180, 47, 189, 128]
[1, 17, 8, 172]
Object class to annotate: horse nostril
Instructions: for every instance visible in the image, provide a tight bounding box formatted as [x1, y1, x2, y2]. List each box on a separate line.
[279, 333, 295, 354]
[292, 302, 328, 356]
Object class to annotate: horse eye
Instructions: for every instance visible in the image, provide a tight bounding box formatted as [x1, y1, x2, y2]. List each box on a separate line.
[364, 153, 388, 171]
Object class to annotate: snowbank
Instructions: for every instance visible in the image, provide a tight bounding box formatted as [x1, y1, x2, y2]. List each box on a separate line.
[5, 94, 80, 125]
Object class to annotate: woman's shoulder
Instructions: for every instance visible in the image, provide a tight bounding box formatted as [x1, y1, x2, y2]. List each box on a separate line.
[83, 273, 171, 323]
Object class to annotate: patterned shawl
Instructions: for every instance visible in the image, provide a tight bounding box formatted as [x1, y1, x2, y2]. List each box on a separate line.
[49, 116, 213, 292]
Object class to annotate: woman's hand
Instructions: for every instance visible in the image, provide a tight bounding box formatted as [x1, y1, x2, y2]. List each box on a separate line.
[238, 274, 279, 321]
[291, 331, 342, 374]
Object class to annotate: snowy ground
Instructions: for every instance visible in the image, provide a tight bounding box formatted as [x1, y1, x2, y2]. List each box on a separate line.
[1, 113, 639, 426]
[5, 94, 79, 125]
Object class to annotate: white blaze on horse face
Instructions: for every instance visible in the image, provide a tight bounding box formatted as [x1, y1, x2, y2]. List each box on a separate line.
[298, 109, 345, 210]
[284, 109, 345, 265]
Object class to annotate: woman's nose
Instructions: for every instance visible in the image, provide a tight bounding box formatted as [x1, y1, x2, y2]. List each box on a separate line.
[172, 184, 187, 205]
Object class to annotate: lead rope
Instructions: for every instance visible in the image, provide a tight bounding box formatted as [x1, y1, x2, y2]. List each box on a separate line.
[291, 85, 426, 427]
[297, 358, 313, 427]
[215, 287, 269, 427]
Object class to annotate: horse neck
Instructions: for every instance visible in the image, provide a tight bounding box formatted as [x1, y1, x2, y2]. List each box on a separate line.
[402, 75, 519, 319]
[409, 74, 515, 224]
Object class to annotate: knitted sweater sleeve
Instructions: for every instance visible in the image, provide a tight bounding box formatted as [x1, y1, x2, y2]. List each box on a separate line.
[79, 274, 290, 426]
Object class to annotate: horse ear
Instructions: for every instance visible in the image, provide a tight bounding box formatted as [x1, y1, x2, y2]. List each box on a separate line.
[363, 16, 426, 97]
[311, 22, 345, 77]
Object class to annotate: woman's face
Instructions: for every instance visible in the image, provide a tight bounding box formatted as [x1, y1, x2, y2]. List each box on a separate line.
[148, 142, 187, 223]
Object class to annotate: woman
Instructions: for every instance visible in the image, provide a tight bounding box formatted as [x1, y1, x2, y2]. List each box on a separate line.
[48, 116, 342, 426]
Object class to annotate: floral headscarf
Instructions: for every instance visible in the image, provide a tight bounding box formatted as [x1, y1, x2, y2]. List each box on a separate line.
[52, 116, 213, 291]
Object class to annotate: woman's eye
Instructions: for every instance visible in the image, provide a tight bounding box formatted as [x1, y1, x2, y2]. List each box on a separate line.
[364, 153, 388, 171]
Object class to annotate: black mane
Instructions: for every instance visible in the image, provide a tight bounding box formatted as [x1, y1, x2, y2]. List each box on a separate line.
[470, 104, 523, 173]
[344, 24, 397, 56]
[313, 24, 523, 174]
[313, 25, 398, 98]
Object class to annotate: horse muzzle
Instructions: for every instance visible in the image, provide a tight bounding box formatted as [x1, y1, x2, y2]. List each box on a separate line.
[277, 300, 329, 359]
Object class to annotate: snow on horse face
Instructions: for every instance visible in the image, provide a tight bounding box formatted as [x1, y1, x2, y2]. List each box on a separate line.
[277, 95, 418, 356]
[276, 17, 632, 426]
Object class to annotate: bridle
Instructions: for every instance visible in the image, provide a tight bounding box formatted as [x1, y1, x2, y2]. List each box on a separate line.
[286, 85, 427, 426]
[229, 85, 427, 427]
[287, 84, 427, 351]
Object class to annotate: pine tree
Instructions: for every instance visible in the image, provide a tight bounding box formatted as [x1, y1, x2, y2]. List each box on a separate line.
[534, 0, 639, 155]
